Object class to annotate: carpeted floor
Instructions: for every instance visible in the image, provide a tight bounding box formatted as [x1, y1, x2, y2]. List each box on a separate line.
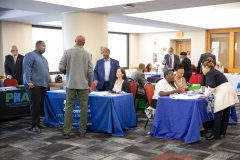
[0, 101, 240, 160]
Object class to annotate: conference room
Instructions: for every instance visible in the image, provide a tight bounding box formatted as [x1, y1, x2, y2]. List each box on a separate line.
[0, 0, 240, 159]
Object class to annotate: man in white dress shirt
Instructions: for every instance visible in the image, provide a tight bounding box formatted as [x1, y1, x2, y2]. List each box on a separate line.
[151, 70, 185, 108]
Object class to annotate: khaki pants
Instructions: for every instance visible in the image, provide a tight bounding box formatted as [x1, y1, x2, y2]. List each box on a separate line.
[63, 88, 89, 135]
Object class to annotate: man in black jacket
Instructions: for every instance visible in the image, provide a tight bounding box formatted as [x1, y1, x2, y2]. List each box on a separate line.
[197, 49, 216, 88]
[4, 45, 24, 85]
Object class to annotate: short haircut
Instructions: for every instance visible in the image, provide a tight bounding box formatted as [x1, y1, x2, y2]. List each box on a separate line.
[103, 48, 110, 53]
[138, 63, 145, 69]
[164, 69, 173, 78]
[35, 40, 44, 47]
[169, 47, 174, 51]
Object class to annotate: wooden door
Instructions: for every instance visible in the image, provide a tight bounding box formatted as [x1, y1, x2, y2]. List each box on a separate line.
[176, 41, 191, 57]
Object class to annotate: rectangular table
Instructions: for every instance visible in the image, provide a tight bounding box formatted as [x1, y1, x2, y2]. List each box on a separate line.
[150, 96, 238, 144]
[0, 87, 30, 118]
[44, 90, 137, 136]
[224, 74, 240, 95]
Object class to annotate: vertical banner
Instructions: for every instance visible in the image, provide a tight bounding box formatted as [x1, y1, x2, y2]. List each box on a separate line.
[153, 53, 157, 64]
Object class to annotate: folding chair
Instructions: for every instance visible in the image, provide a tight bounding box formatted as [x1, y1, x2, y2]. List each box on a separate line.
[4, 78, 18, 87]
[129, 81, 138, 102]
[144, 84, 155, 128]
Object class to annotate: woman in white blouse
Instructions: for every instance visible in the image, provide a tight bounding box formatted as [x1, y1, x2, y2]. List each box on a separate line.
[109, 68, 130, 93]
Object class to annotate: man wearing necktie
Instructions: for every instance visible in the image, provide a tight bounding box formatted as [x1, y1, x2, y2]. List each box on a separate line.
[162, 47, 180, 72]
[4, 45, 24, 85]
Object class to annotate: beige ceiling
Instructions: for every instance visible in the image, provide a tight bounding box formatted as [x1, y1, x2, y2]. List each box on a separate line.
[0, 0, 239, 32]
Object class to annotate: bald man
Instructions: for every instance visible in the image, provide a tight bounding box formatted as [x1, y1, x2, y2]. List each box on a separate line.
[4, 45, 24, 85]
[59, 35, 93, 139]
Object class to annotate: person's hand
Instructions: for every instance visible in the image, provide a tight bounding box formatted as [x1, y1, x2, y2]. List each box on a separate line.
[28, 83, 35, 88]
[88, 87, 92, 93]
[175, 87, 185, 94]
[93, 80, 98, 86]
[7, 75, 13, 79]
[163, 59, 166, 63]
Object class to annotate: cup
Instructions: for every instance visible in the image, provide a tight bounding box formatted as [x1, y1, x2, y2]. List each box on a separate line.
[116, 88, 120, 94]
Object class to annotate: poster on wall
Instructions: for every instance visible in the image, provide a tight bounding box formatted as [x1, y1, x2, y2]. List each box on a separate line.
[153, 53, 157, 64]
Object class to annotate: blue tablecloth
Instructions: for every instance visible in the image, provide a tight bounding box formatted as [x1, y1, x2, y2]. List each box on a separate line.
[44, 90, 137, 136]
[151, 96, 238, 144]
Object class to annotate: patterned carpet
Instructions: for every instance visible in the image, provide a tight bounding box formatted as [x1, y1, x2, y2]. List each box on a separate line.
[0, 100, 240, 160]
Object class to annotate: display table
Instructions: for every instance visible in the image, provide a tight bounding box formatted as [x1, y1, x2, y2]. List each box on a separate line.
[44, 90, 137, 136]
[224, 74, 240, 95]
[151, 96, 238, 144]
[0, 87, 30, 118]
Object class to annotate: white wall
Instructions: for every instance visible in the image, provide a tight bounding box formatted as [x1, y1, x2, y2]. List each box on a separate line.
[131, 30, 206, 68]
[0, 21, 32, 76]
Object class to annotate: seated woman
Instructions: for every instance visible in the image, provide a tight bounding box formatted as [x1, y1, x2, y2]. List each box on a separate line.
[109, 68, 130, 93]
[174, 63, 188, 90]
[146, 63, 152, 72]
[151, 69, 185, 108]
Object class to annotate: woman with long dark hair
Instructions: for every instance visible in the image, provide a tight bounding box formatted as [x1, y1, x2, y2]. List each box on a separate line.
[202, 57, 239, 140]
[146, 63, 152, 72]
[109, 68, 130, 93]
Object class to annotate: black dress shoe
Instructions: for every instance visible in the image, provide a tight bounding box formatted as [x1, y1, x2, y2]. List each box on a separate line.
[206, 135, 219, 140]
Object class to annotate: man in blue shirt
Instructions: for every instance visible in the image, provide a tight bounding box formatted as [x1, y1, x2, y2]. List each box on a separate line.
[23, 40, 49, 133]
[93, 48, 120, 91]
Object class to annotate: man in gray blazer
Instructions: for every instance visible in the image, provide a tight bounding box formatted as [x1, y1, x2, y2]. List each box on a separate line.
[162, 47, 180, 72]
[197, 49, 216, 87]
[131, 63, 148, 96]
[59, 35, 93, 139]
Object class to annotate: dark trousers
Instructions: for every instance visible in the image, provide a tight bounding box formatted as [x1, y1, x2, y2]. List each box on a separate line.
[98, 82, 110, 91]
[200, 74, 206, 86]
[24, 84, 47, 128]
[211, 107, 231, 137]
[151, 99, 158, 109]
[184, 72, 192, 83]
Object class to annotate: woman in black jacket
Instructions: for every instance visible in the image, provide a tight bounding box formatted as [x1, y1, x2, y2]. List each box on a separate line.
[109, 68, 130, 93]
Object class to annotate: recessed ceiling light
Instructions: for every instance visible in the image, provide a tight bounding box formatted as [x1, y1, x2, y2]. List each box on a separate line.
[123, 4, 135, 9]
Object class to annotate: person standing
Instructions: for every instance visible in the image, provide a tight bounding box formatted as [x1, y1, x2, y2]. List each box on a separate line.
[59, 35, 93, 139]
[23, 41, 49, 133]
[179, 52, 192, 82]
[202, 57, 239, 140]
[93, 48, 120, 91]
[197, 49, 216, 90]
[162, 47, 180, 72]
[4, 45, 24, 85]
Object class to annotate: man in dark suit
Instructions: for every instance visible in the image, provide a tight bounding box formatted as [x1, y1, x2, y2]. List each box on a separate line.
[197, 49, 216, 87]
[4, 45, 24, 85]
[162, 47, 180, 72]
[93, 48, 120, 91]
